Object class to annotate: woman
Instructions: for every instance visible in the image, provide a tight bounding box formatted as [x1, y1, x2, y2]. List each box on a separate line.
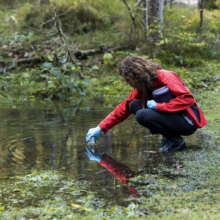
[86, 56, 207, 152]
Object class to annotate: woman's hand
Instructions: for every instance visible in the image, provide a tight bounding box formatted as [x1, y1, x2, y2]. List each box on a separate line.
[86, 146, 102, 163]
[86, 126, 102, 142]
[147, 100, 157, 109]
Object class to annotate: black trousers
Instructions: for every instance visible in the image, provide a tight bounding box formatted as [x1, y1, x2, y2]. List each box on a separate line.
[129, 100, 197, 139]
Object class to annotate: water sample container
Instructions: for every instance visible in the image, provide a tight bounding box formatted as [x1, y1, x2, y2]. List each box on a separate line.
[87, 137, 96, 153]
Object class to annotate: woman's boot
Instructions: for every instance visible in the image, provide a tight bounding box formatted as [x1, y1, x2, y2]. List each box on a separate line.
[157, 136, 168, 147]
[158, 136, 186, 152]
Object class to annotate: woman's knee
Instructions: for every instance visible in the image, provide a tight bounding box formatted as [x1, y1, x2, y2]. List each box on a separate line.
[129, 100, 142, 115]
[136, 109, 155, 124]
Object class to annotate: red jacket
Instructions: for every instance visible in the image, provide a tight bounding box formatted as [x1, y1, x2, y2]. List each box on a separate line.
[99, 153, 139, 196]
[99, 69, 207, 132]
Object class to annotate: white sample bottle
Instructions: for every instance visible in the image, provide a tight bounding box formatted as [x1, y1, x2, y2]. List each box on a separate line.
[87, 137, 96, 153]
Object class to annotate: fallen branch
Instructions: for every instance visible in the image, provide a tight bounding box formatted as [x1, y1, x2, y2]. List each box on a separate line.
[0, 45, 132, 73]
[73, 45, 129, 58]
[0, 57, 42, 73]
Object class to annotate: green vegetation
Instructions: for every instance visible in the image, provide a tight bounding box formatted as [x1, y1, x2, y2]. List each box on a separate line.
[0, 1, 220, 218]
[1, 0, 220, 101]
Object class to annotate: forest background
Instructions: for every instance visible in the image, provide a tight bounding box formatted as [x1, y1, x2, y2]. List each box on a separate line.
[0, 0, 220, 103]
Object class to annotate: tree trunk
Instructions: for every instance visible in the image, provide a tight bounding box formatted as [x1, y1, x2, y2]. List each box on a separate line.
[166, 0, 172, 8]
[40, 0, 49, 6]
[144, 0, 150, 37]
[199, 0, 206, 29]
[149, 0, 164, 42]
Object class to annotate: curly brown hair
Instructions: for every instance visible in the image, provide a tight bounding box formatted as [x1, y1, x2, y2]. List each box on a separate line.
[119, 56, 162, 99]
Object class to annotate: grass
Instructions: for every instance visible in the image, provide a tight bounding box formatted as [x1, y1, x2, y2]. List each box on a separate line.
[129, 146, 220, 219]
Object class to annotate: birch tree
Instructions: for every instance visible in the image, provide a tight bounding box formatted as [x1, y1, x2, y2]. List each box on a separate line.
[144, 0, 150, 35]
[149, 0, 164, 42]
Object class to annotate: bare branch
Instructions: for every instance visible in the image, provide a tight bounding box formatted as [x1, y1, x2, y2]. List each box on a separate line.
[122, 0, 137, 31]
[53, 3, 84, 79]
[26, 25, 58, 36]
[130, 4, 140, 39]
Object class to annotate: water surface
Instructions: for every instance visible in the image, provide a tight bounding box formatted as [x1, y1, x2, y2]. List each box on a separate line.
[0, 98, 201, 205]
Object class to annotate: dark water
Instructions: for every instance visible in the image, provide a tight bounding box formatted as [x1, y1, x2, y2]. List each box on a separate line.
[0, 98, 201, 205]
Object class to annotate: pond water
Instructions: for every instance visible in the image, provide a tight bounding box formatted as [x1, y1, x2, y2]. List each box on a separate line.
[0, 98, 202, 206]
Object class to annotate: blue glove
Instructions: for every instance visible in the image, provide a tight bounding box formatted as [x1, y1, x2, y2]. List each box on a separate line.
[86, 126, 102, 142]
[86, 146, 102, 163]
[147, 100, 157, 109]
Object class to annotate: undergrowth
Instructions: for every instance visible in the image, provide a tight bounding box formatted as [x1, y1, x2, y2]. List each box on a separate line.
[1, 1, 220, 100]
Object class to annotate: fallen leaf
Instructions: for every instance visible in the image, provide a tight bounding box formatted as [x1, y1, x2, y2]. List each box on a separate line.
[14, 54, 19, 59]
[177, 164, 184, 169]
[71, 203, 92, 212]
[144, 151, 157, 153]
[98, 61, 102, 67]
[24, 52, 29, 58]
[137, 209, 148, 216]
[13, 189, 21, 192]
[14, 43, 21, 47]
[175, 208, 190, 214]
[170, 185, 177, 189]
[174, 192, 181, 197]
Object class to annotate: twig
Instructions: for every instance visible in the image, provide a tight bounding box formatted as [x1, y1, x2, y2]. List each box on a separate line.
[40, 8, 73, 27]
[39, 16, 56, 27]
[130, 5, 140, 40]
[53, 3, 84, 79]
[26, 25, 58, 36]
[122, 0, 138, 39]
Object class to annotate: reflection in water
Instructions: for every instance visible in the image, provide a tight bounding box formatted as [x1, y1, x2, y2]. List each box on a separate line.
[99, 153, 139, 197]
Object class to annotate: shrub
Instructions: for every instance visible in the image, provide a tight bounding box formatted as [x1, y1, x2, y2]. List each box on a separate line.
[22, 0, 124, 35]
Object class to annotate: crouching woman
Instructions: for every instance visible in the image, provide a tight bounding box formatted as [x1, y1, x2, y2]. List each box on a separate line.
[86, 56, 207, 152]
